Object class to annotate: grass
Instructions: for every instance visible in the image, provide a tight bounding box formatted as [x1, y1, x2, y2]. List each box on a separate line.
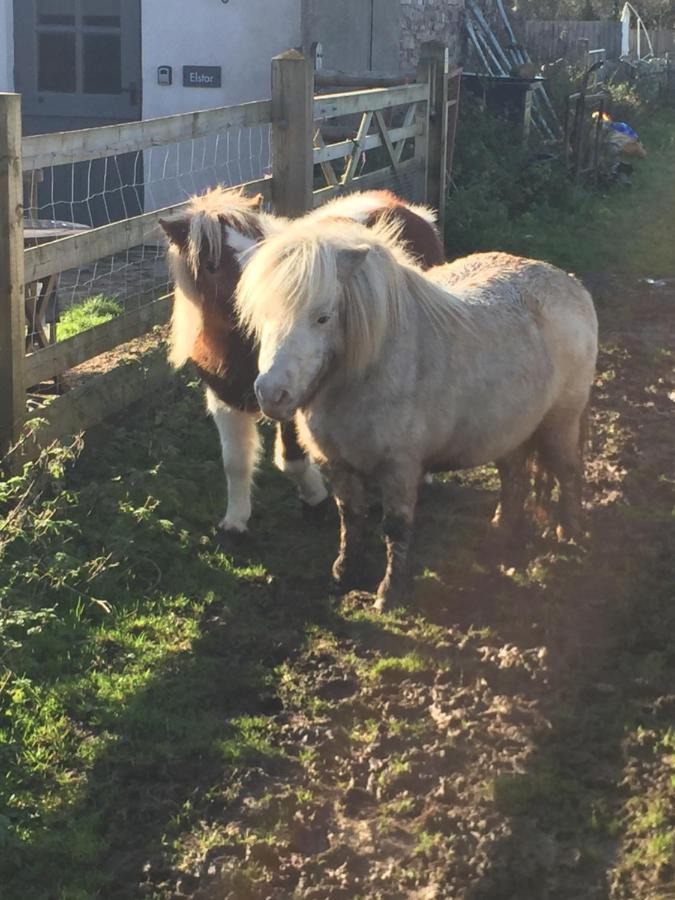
[0, 396, 335, 897]
[57, 295, 123, 341]
[368, 652, 429, 681]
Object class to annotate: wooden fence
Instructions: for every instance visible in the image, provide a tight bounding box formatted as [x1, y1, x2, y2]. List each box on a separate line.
[629, 27, 675, 58]
[0, 43, 460, 458]
[525, 19, 675, 64]
[525, 20, 622, 64]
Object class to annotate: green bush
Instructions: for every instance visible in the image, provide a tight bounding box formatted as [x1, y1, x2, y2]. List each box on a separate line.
[443, 72, 666, 271]
[445, 92, 577, 258]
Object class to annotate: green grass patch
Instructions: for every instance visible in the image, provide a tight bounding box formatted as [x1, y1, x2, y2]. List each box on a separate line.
[215, 715, 285, 766]
[57, 295, 123, 341]
[490, 770, 581, 817]
[368, 652, 428, 681]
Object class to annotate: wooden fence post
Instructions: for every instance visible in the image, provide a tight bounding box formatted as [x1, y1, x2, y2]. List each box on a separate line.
[0, 94, 26, 456]
[418, 42, 449, 234]
[271, 49, 314, 217]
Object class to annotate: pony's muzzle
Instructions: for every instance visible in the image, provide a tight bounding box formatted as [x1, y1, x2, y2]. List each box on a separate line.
[254, 373, 294, 421]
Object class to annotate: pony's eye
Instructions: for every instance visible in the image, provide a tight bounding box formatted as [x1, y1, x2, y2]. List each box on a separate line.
[206, 261, 217, 274]
[317, 315, 330, 325]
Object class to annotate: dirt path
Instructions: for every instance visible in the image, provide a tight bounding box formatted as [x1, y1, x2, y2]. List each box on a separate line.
[123, 274, 674, 900]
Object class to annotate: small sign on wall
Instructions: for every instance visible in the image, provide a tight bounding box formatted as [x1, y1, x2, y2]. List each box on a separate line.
[183, 66, 222, 88]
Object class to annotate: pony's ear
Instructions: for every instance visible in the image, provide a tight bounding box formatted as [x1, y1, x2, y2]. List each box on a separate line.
[336, 245, 369, 282]
[159, 216, 190, 250]
[250, 192, 264, 210]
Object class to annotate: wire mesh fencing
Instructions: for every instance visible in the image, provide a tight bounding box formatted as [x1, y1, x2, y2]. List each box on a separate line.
[22, 121, 272, 352]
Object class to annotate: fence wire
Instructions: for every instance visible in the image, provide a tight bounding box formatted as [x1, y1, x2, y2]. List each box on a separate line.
[23, 123, 271, 352]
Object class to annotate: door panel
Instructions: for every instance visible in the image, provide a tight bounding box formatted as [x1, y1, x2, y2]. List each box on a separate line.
[15, 0, 142, 225]
[15, 0, 141, 121]
[312, 0, 401, 73]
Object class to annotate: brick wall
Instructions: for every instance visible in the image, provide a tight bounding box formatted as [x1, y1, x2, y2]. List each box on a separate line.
[400, 0, 465, 69]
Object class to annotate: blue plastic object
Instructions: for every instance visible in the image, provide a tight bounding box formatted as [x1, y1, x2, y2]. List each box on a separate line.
[607, 121, 639, 140]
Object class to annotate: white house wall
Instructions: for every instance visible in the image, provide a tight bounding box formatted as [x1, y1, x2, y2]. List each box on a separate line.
[0, 0, 14, 92]
[141, 0, 301, 210]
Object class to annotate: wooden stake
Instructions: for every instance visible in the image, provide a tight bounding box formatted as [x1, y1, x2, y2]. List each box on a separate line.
[418, 42, 449, 233]
[271, 50, 314, 217]
[0, 94, 26, 455]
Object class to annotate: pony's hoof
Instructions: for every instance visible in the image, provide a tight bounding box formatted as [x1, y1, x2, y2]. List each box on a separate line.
[490, 516, 528, 555]
[374, 578, 406, 612]
[332, 557, 365, 592]
[340, 589, 378, 612]
[218, 515, 249, 534]
[302, 496, 333, 523]
[216, 519, 251, 546]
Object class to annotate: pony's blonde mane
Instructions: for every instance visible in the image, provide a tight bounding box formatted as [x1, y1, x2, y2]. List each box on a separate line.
[165, 185, 277, 368]
[237, 215, 472, 374]
[181, 185, 272, 276]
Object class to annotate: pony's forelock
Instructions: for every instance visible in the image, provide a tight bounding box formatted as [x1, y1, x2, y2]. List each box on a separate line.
[237, 214, 464, 374]
[166, 185, 274, 279]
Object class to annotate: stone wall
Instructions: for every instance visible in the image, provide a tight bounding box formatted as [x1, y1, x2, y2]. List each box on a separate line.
[400, 0, 465, 69]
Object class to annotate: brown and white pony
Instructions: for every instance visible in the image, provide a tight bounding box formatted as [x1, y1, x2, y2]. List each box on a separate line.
[159, 187, 444, 532]
[238, 217, 598, 609]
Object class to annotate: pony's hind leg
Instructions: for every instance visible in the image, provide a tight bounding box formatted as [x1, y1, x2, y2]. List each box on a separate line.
[536, 400, 588, 542]
[206, 388, 260, 533]
[331, 467, 368, 591]
[375, 463, 420, 611]
[275, 422, 328, 508]
[492, 442, 531, 538]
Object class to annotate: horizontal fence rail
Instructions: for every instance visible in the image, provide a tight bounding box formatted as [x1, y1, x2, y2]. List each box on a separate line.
[314, 82, 429, 120]
[22, 100, 273, 171]
[312, 121, 423, 164]
[23, 176, 272, 284]
[313, 157, 425, 205]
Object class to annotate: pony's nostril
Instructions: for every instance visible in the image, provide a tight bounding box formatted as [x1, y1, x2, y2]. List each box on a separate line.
[275, 389, 290, 406]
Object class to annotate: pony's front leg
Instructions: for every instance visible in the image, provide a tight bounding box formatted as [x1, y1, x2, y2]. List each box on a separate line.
[275, 421, 328, 508]
[331, 468, 367, 591]
[206, 388, 260, 533]
[376, 465, 420, 611]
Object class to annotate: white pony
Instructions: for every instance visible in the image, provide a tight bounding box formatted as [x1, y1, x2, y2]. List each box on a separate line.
[237, 218, 598, 609]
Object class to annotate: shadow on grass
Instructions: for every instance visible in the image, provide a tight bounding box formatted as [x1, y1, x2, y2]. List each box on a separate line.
[0, 383, 355, 899]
